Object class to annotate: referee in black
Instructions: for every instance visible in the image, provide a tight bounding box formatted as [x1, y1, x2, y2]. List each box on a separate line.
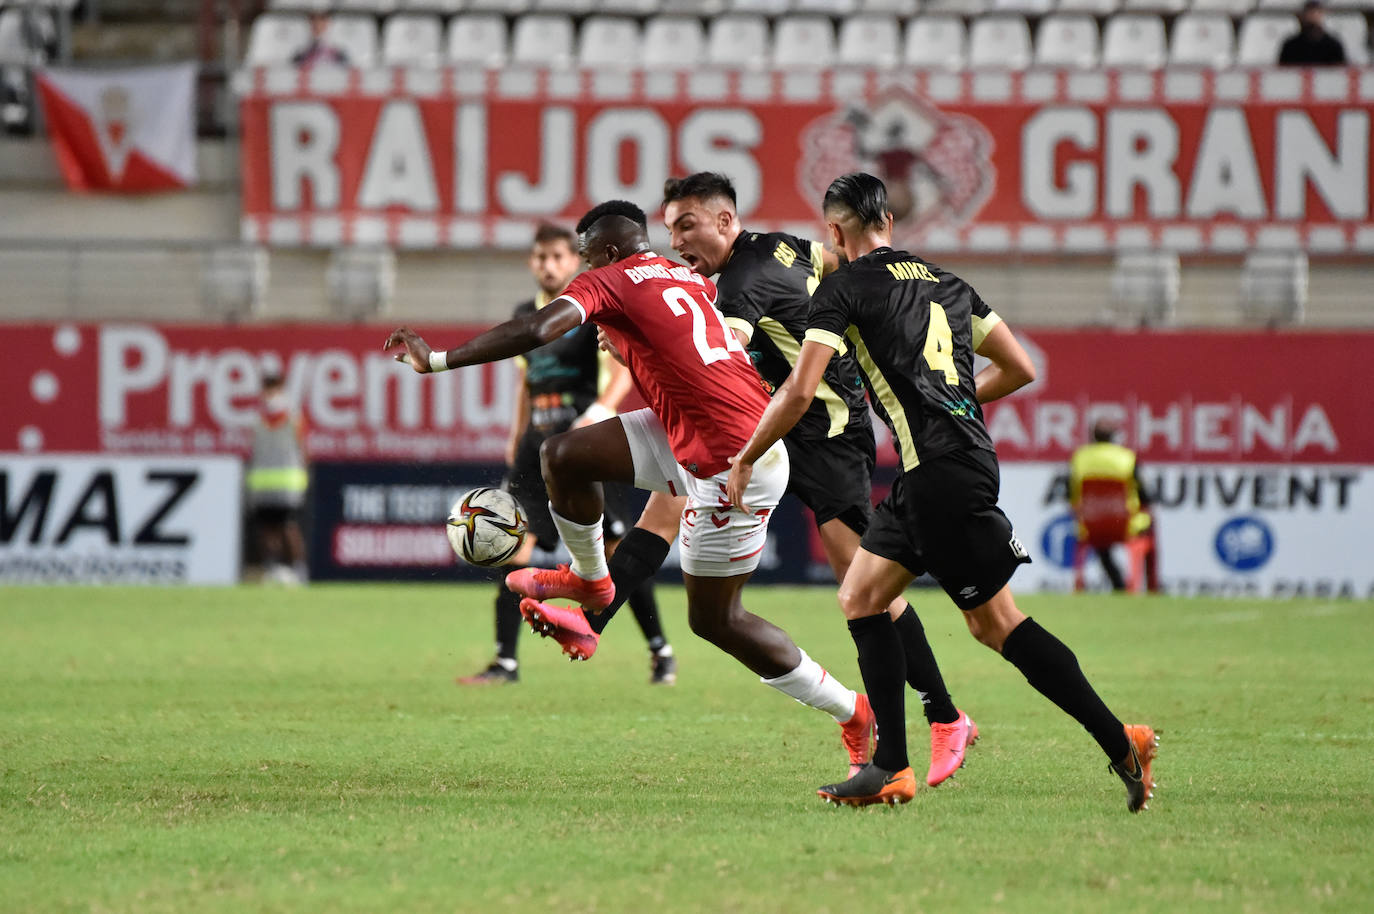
[727, 173, 1157, 811]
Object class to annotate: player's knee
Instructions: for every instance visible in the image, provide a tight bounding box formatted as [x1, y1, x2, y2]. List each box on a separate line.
[539, 434, 573, 480]
[837, 583, 883, 621]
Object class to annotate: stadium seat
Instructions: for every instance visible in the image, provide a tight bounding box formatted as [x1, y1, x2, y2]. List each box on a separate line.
[729, 0, 791, 12]
[1035, 15, 1099, 68]
[326, 248, 396, 320]
[1101, 14, 1167, 67]
[397, 0, 465, 13]
[579, 16, 641, 68]
[246, 13, 311, 66]
[1057, 0, 1120, 15]
[467, 0, 533, 12]
[1110, 251, 1179, 324]
[534, 0, 596, 14]
[1120, 0, 1187, 13]
[660, 0, 729, 13]
[772, 15, 837, 68]
[968, 15, 1033, 69]
[991, 0, 1054, 15]
[381, 14, 443, 66]
[447, 14, 509, 67]
[511, 14, 575, 67]
[797, 0, 858, 11]
[1237, 13, 1299, 65]
[923, 0, 989, 14]
[1254, 0, 1303, 10]
[642, 16, 707, 68]
[324, 15, 379, 67]
[598, 0, 665, 12]
[336, 0, 397, 14]
[1240, 250, 1307, 324]
[1169, 13, 1235, 68]
[904, 15, 967, 68]
[202, 247, 270, 320]
[1191, 0, 1256, 15]
[707, 14, 770, 68]
[838, 15, 901, 68]
[860, 0, 920, 13]
[1326, 11, 1369, 63]
[0, 10, 32, 66]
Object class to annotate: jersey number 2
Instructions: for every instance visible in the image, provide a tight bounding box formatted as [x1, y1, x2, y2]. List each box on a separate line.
[923, 302, 959, 386]
[663, 287, 744, 366]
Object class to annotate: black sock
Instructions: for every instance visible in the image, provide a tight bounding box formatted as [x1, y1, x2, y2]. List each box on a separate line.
[892, 605, 959, 725]
[848, 613, 908, 772]
[494, 586, 523, 662]
[627, 580, 668, 652]
[589, 528, 671, 635]
[1000, 617, 1130, 762]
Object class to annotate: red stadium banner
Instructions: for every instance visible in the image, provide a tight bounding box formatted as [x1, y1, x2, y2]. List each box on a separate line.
[1, 322, 1371, 466]
[238, 66, 1374, 253]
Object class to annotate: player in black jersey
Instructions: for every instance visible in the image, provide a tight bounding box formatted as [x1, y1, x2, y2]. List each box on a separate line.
[728, 173, 1157, 812]
[459, 223, 676, 686]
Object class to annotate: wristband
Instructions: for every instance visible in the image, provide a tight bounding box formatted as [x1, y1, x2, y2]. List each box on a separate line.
[428, 350, 450, 373]
[580, 402, 615, 424]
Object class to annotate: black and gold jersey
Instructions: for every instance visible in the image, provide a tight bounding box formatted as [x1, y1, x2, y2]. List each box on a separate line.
[805, 247, 1003, 472]
[715, 230, 870, 442]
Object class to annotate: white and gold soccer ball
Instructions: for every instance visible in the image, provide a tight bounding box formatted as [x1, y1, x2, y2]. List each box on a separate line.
[446, 487, 528, 567]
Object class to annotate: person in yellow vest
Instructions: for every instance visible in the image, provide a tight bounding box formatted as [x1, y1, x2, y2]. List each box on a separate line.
[1069, 421, 1159, 593]
[247, 372, 309, 585]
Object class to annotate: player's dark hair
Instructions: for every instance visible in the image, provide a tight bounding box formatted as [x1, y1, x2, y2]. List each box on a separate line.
[533, 222, 575, 248]
[823, 172, 889, 231]
[262, 372, 284, 390]
[576, 200, 647, 234]
[1092, 421, 1119, 443]
[662, 172, 737, 208]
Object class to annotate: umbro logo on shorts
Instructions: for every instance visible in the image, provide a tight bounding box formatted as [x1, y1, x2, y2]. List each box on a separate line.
[959, 586, 979, 600]
[1009, 535, 1028, 559]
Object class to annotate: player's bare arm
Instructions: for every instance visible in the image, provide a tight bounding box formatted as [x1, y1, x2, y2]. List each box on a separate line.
[973, 320, 1037, 403]
[726, 340, 835, 511]
[384, 301, 583, 373]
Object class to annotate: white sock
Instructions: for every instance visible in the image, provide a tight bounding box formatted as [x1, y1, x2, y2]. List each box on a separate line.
[549, 505, 609, 581]
[760, 649, 858, 723]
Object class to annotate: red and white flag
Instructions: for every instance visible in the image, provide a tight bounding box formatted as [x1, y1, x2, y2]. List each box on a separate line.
[36, 63, 197, 192]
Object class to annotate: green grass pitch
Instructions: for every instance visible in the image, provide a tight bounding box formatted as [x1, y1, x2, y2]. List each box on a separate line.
[2, 584, 1372, 913]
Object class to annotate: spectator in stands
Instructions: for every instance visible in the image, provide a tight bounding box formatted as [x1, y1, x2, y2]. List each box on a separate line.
[1279, 0, 1347, 66]
[247, 373, 310, 586]
[292, 10, 349, 67]
[1068, 420, 1159, 593]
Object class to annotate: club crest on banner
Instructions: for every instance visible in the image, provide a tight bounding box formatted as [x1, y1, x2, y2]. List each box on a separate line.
[96, 85, 133, 180]
[797, 90, 995, 246]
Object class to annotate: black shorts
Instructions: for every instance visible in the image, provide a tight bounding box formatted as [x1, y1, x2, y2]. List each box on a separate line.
[783, 429, 876, 534]
[251, 505, 300, 527]
[861, 448, 1030, 611]
[507, 425, 628, 552]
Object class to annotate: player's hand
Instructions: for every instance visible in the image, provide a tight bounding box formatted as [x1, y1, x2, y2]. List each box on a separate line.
[383, 327, 433, 373]
[726, 455, 753, 513]
[597, 328, 626, 366]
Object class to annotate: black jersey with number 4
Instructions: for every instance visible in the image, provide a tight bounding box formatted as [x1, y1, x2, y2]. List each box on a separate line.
[805, 247, 1003, 472]
[715, 231, 870, 442]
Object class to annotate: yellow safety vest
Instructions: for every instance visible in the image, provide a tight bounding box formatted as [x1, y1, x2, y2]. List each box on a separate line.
[1068, 442, 1151, 537]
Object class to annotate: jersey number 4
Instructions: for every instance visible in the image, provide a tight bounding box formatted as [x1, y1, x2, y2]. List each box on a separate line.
[923, 302, 960, 386]
[663, 287, 746, 366]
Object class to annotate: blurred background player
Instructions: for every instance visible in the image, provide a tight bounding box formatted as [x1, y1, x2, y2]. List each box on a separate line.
[246, 372, 309, 586]
[459, 223, 675, 686]
[386, 201, 877, 780]
[1068, 420, 1160, 594]
[577, 171, 978, 786]
[728, 173, 1155, 811]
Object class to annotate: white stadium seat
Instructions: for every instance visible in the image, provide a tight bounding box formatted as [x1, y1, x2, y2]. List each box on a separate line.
[1240, 251, 1307, 324]
[511, 13, 575, 67]
[904, 15, 967, 68]
[598, 0, 664, 12]
[1237, 13, 1299, 65]
[642, 16, 707, 68]
[336, 0, 397, 14]
[660, 0, 729, 13]
[923, 0, 988, 13]
[1255, 0, 1303, 10]
[992, 0, 1055, 15]
[382, 14, 443, 66]
[246, 13, 311, 66]
[467, 0, 532, 12]
[1111, 252, 1179, 325]
[1326, 11, 1369, 63]
[772, 15, 837, 68]
[324, 15, 379, 67]
[968, 15, 1033, 69]
[838, 15, 901, 68]
[860, 0, 921, 13]
[1191, 0, 1255, 15]
[579, 16, 641, 68]
[397, 0, 465, 14]
[447, 14, 509, 67]
[1101, 14, 1167, 67]
[1120, 0, 1187, 13]
[797, 0, 859, 11]
[729, 0, 791, 12]
[1036, 14, 1099, 68]
[1169, 12, 1235, 68]
[533, 0, 595, 14]
[0, 10, 33, 66]
[707, 14, 770, 68]
[1056, 0, 1120, 16]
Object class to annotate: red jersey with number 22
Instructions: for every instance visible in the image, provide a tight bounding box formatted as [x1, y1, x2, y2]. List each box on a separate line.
[558, 252, 771, 478]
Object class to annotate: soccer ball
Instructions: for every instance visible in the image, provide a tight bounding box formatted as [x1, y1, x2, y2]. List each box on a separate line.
[446, 487, 528, 567]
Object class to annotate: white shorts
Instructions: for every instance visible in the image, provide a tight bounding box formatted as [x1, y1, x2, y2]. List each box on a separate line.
[619, 407, 789, 577]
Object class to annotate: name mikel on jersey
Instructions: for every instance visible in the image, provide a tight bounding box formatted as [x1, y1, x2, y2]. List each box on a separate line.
[886, 261, 941, 283]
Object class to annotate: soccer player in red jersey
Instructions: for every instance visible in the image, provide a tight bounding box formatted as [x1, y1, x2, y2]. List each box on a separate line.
[385, 201, 876, 776]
